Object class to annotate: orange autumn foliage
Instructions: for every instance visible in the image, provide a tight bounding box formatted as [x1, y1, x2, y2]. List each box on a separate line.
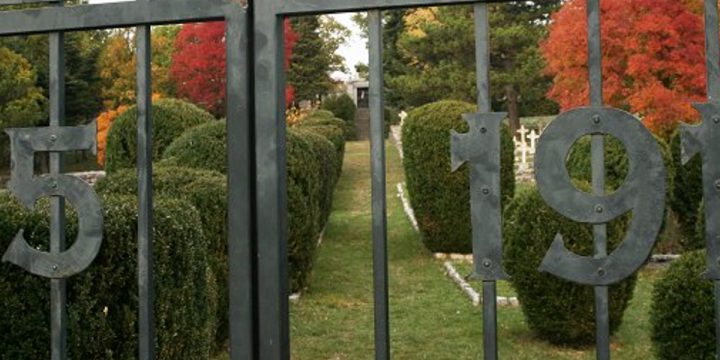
[96, 94, 162, 166]
[542, 0, 708, 138]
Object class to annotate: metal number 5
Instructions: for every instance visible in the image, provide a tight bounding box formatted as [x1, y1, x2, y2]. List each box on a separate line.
[534, 107, 666, 285]
[2, 122, 103, 279]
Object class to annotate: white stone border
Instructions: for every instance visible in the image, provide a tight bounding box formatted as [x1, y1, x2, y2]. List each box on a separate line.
[443, 261, 519, 308]
[396, 182, 418, 231]
[390, 125, 404, 159]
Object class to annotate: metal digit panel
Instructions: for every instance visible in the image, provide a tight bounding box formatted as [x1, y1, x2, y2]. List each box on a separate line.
[4, 123, 103, 279]
[681, 2, 720, 353]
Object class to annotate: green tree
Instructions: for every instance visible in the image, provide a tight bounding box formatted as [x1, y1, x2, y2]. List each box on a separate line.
[0, 31, 105, 126]
[387, 4, 560, 134]
[97, 26, 180, 109]
[289, 16, 347, 103]
[0, 47, 47, 166]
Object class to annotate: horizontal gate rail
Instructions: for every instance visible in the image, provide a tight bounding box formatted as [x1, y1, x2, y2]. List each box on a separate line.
[0, 0, 233, 36]
[277, 0, 507, 15]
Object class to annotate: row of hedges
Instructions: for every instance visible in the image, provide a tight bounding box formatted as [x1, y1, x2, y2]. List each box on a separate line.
[0, 192, 216, 359]
[401, 100, 515, 253]
[104, 98, 215, 173]
[668, 130, 703, 250]
[95, 167, 229, 349]
[321, 94, 357, 140]
[161, 114, 346, 292]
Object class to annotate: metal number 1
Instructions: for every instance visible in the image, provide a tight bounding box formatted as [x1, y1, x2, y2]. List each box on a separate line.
[2, 121, 103, 279]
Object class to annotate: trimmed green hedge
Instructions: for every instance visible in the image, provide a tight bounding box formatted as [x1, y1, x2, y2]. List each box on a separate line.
[95, 166, 229, 349]
[105, 98, 215, 173]
[297, 116, 346, 178]
[162, 120, 228, 173]
[566, 134, 674, 197]
[402, 100, 515, 253]
[504, 185, 635, 346]
[651, 250, 714, 359]
[161, 120, 343, 291]
[0, 192, 216, 359]
[669, 130, 703, 250]
[321, 95, 357, 140]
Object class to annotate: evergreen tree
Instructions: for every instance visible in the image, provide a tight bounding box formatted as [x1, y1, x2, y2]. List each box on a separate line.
[0, 47, 46, 167]
[0, 31, 105, 126]
[289, 16, 334, 103]
[387, 3, 561, 134]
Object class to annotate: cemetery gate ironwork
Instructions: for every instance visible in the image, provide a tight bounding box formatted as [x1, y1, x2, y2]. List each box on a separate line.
[1, 0, 720, 359]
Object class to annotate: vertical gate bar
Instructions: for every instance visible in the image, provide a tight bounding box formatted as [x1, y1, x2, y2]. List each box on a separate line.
[704, 0, 720, 102]
[253, 1, 290, 357]
[587, 0, 609, 359]
[702, 0, 720, 357]
[474, 3, 490, 114]
[226, 8, 256, 360]
[136, 25, 155, 360]
[49, 19, 67, 360]
[368, 10, 390, 360]
[473, 4, 497, 359]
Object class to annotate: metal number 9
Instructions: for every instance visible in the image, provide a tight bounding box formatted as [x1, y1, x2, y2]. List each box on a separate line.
[2, 122, 103, 279]
[534, 107, 666, 285]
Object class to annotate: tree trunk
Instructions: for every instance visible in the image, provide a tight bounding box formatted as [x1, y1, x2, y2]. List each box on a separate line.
[505, 84, 520, 139]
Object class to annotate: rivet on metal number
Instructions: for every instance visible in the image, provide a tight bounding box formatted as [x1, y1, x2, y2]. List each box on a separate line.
[451, 111, 509, 280]
[713, 116, 720, 124]
[534, 107, 666, 285]
[2, 121, 104, 279]
[714, 179, 720, 191]
[592, 115, 601, 124]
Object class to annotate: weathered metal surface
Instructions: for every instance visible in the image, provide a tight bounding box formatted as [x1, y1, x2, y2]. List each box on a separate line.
[278, 0, 507, 15]
[225, 8, 255, 360]
[3, 122, 103, 279]
[534, 107, 666, 286]
[0, 0, 59, 5]
[368, 10, 390, 360]
[0, 0, 232, 36]
[136, 24, 155, 360]
[253, 1, 290, 357]
[682, 104, 720, 280]
[451, 112, 508, 282]
[681, 0, 720, 356]
[49, 19, 67, 360]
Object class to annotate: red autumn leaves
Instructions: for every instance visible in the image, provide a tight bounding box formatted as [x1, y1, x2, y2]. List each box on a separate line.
[543, 0, 709, 137]
[171, 20, 299, 117]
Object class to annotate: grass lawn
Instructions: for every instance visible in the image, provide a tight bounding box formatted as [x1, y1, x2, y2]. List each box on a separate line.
[285, 140, 664, 359]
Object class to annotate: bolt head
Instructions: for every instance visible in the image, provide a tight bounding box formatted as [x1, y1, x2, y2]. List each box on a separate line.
[715, 179, 720, 191]
[482, 259, 492, 268]
[595, 204, 604, 213]
[592, 115, 601, 124]
[49, 134, 57, 142]
[52, 265, 58, 271]
[480, 127, 487, 134]
[597, 267, 606, 276]
[713, 116, 720, 124]
[482, 187, 490, 195]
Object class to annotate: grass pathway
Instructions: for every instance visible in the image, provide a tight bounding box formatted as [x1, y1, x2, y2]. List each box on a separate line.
[290, 140, 660, 359]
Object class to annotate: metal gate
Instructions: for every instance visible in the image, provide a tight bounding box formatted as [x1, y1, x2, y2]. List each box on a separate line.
[1, 0, 720, 359]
